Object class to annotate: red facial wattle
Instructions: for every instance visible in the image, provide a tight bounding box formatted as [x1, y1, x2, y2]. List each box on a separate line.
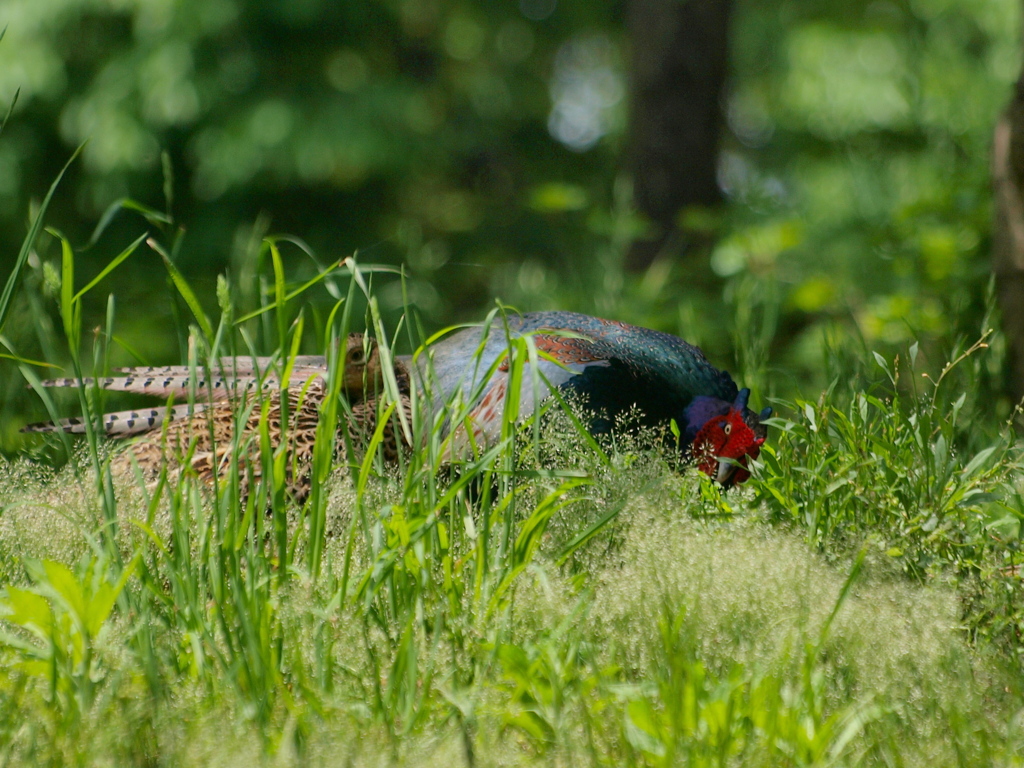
[693, 409, 764, 486]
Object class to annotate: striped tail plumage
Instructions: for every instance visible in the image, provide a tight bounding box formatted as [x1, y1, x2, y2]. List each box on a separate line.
[20, 333, 414, 501]
[34, 357, 332, 401]
[22, 403, 207, 436]
[22, 335, 374, 437]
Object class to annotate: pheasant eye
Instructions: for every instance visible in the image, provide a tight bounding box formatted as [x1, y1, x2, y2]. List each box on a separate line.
[723, 423, 732, 436]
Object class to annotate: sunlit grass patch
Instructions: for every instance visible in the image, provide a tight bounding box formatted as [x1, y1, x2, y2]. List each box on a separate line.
[588, 514, 1008, 763]
[0, 456, 103, 582]
[0, 162, 1022, 765]
[1, 346, 1023, 765]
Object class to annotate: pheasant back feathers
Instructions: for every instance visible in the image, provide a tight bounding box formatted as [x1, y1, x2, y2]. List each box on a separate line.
[23, 333, 411, 501]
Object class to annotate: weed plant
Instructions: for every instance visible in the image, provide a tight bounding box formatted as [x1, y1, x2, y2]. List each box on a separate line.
[0, 163, 1022, 766]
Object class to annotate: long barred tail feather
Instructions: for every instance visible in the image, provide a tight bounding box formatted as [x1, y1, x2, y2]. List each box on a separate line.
[21, 403, 207, 436]
[113, 354, 327, 378]
[36, 360, 332, 401]
[18, 335, 412, 500]
[39, 373, 254, 400]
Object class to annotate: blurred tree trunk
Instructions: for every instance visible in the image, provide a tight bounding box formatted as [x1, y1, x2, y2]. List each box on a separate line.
[993, 70, 1024, 407]
[626, 0, 732, 272]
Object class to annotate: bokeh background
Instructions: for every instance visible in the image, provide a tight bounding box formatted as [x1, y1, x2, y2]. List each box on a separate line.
[0, 0, 1019, 444]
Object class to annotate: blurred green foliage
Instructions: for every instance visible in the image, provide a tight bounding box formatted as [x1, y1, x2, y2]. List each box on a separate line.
[0, 0, 1020, 404]
[724, 0, 1018, 396]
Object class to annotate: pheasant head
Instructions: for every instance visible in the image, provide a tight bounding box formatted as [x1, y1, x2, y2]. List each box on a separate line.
[341, 333, 383, 399]
[687, 389, 771, 487]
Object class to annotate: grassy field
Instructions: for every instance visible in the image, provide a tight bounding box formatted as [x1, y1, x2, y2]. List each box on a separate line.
[1, 199, 1024, 766]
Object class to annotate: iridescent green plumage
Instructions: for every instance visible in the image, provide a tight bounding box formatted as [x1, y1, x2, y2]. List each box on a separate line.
[410, 311, 770, 484]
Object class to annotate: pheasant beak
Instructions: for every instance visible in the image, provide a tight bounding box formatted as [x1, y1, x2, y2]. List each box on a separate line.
[715, 435, 764, 486]
[715, 458, 738, 485]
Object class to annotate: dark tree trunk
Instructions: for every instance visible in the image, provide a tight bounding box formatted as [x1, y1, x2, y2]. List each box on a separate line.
[626, 0, 732, 272]
[992, 70, 1024, 407]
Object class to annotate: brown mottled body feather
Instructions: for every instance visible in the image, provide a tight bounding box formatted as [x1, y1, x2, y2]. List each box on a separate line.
[122, 379, 412, 504]
[25, 333, 412, 502]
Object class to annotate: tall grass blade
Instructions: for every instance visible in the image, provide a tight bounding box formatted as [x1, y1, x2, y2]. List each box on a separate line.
[234, 257, 346, 324]
[0, 86, 18, 138]
[152, 238, 214, 341]
[84, 199, 170, 250]
[0, 144, 84, 336]
[73, 233, 147, 299]
[59, 231, 78, 345]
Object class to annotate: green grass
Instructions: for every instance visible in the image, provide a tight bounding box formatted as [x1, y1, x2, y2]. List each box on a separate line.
[1, 175, 1024, 766]
[0, 453, 1020, 765]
